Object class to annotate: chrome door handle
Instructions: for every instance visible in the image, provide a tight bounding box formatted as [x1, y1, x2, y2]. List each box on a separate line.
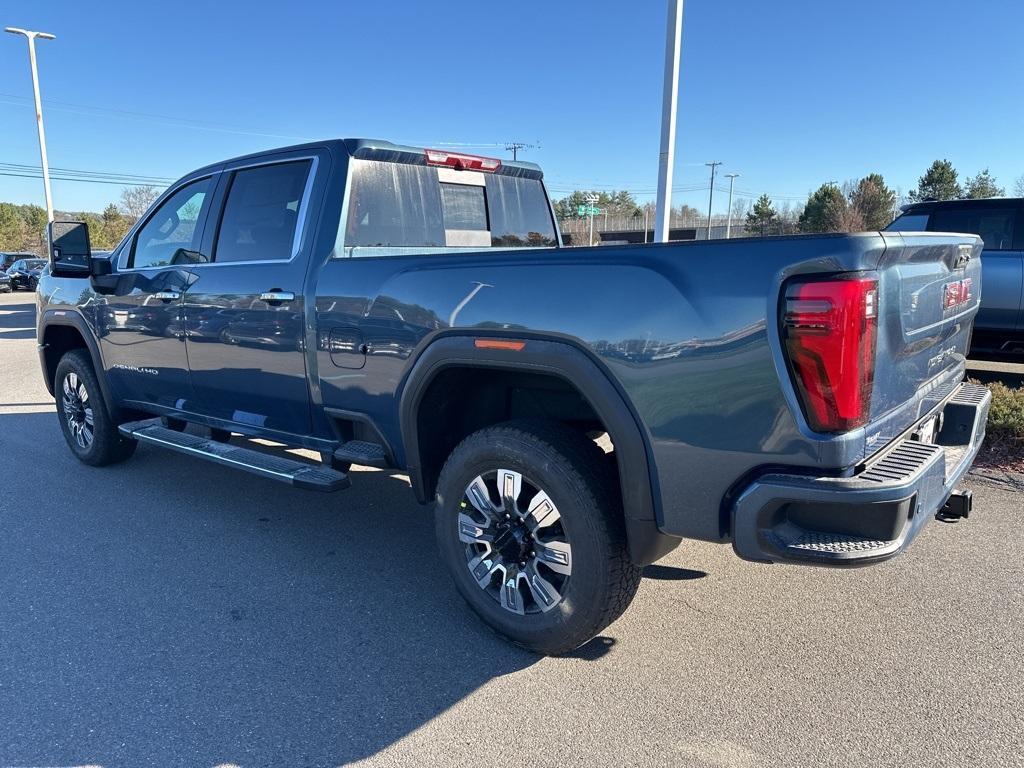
[259, 291, 295, 303]
[153, 291, 181, 301]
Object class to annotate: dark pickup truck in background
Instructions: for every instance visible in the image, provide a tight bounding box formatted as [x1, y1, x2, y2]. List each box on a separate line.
[37, 139, 989, 654]
[888, 197, 1024, 357]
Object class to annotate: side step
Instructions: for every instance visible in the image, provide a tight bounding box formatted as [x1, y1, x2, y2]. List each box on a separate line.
[333, 440, 388, 468]
[119, 419, 350, 492]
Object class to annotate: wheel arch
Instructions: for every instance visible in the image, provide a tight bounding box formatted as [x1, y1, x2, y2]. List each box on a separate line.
[398, 333, 678, 565]
[39, 310, 116, 414]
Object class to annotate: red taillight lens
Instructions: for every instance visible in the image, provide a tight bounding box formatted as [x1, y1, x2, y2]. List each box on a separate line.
[783, 277, 878, 432]
[424, 149, 501, 172]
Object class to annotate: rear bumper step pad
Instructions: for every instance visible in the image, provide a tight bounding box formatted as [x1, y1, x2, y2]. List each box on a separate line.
[731, 381, 990, 567]
[118, 419, 350, 492]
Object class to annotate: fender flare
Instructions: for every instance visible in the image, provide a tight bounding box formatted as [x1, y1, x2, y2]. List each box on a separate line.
[397, 333, 678, 565]
[38, 309, 117, 414]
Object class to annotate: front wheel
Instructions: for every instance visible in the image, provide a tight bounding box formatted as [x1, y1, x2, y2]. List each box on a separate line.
[435, 420, 641, 655]
[55, 350, 136, 466]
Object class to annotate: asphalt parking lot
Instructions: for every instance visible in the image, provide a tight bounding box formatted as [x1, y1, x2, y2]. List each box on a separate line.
[1, 290, 1022, 768]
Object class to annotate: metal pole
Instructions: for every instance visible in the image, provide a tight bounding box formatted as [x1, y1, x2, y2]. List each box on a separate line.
[644, 207, 649, 243]
[654, 0, 684, 243]
[6, 28, 56, 224]
[586, 193, 598, 246]
[705, 161, 721, 240]
[724, 173, 740, 239]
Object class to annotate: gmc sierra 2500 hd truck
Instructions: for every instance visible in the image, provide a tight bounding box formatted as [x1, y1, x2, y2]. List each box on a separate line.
[38, 139, 989, 654]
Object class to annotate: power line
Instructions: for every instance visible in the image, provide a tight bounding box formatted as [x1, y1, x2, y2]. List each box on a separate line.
[0, 169, 168, 186]
[0, 161, 173, 184]
[0, 91, 313, 141]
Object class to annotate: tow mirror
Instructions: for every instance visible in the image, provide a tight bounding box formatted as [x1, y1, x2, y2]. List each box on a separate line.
[49, 220, 92, 277]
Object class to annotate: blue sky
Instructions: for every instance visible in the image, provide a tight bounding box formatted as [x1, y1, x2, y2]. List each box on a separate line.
[1, 0, 1022, 214]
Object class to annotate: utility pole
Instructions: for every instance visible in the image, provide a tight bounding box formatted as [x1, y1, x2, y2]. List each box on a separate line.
[505, 141, 538, 161]
[724, 173, 740, 239]
[5, 27, 56, 224]
[654, 0, 684, 243]
[705, 161, 722, 240]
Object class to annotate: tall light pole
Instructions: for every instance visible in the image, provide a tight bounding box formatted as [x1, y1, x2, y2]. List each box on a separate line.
[704, 161, 722, 240]
[5, 27, 56, 224]
[724, 173, 740, 239]
[654, 0, 684, 243]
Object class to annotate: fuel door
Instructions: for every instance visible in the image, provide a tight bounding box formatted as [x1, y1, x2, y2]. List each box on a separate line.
[328, 326, 367, 370]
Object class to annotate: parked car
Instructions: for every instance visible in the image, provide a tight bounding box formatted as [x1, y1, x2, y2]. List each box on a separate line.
[36, 139, 989, 654]
[1, 251, 37, 272]
[887, 198, 1024, 357]
[7, 258, 47, 291]
[0, 271, 10, 293]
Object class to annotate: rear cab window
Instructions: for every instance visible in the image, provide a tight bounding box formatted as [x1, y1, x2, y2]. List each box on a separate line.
[342, 153, 557, 256]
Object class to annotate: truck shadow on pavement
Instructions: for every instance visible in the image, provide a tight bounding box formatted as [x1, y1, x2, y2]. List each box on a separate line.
[0, 410, 624, 766]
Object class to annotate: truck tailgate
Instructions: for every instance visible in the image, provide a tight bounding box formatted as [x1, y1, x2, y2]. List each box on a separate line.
[867, 232, 983, 448]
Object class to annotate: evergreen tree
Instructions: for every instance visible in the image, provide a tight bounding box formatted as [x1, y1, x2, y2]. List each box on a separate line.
[849, 173, 897, 230]
[799, 183, 848, 233]
[909, 159, 962, 201]
[961, 168, 1004, 199]
[744, 194, 777, 236]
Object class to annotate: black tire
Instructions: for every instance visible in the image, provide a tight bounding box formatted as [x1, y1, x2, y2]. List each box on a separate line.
[435, 420, 641, 655]
[55, 349, 136, 466]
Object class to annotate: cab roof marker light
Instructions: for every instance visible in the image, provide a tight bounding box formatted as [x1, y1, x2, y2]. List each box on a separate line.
[425, 149, 501, 173]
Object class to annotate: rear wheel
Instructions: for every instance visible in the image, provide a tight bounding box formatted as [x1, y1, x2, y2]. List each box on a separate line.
[55, 350, 136, 466]
[435, 420, 641, 655]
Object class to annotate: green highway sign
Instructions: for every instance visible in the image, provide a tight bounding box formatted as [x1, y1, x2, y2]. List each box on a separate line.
[577, 205, 601, 216]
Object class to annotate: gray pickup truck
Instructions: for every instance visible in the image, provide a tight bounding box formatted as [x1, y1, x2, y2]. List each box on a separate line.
[37, 139, 989, 654]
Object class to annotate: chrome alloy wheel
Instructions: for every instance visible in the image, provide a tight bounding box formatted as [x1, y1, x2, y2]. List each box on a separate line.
[61, 371, 94, 450]
[458, 469, 573, 615]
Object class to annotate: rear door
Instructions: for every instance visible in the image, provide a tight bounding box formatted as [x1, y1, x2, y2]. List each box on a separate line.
[926, 203, 1024, 332]
[100, 176, 215, 409]
[181, 152, 322, 435]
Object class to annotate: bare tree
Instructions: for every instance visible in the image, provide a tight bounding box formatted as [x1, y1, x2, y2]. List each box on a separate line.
[1016, 175, 1024, 197]
[118, 186, 162, 222]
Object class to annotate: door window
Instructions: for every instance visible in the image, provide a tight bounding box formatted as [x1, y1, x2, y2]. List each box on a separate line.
[213, 160, 312, 263]
[130, 178, 211, 268]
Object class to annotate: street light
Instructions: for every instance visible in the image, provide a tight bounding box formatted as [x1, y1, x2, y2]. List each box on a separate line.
[724, 173, 740, 239]
[654, 0, 684, 243]
[5, 26, 57, 224]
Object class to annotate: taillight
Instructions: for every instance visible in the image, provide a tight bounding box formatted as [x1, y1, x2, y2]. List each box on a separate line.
[424, 149, 501, 172]
[783, 276, 878, 432]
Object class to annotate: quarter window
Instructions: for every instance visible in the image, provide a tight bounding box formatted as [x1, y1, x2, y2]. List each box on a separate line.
[213, 160, 312, 263]
[131, 178, 211, 269]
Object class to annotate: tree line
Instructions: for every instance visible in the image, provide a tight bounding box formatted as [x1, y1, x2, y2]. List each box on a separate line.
[554, 161, 1024, 240]
[0, 185, 162, 254]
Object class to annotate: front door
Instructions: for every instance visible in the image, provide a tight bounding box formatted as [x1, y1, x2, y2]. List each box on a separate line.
[182, 156, 319, 435]
[99, 176, 215, 410]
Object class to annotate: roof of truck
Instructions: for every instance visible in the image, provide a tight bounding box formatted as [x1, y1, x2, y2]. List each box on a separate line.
[189, 138, 543, 179]
[901, 197, 1024, 213]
